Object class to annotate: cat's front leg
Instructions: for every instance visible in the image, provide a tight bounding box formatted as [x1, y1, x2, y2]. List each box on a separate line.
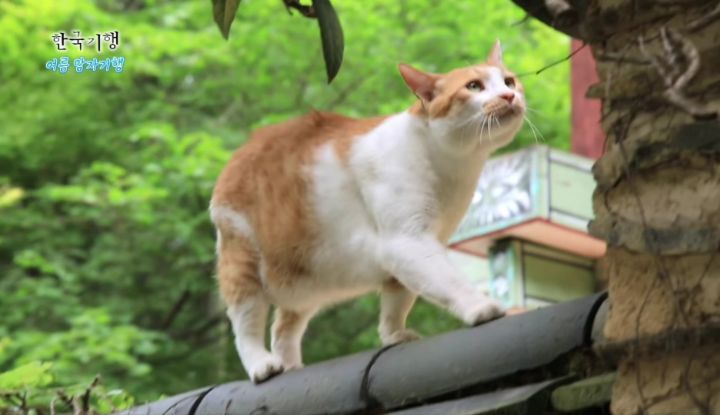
[380, 234, 505, 326]
[379, 279, 421, 345]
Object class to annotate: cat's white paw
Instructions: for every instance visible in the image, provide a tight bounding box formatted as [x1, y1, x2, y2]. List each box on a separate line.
[381, 329, 422, 346]
[463, 300, 505, 326]
[248, 355, 284, 384]
[283, 362, 304, 372]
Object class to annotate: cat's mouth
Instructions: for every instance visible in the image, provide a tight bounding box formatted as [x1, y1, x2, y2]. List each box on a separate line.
[488, 106, 522, 124]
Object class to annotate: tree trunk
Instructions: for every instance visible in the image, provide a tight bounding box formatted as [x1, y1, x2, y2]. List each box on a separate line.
[512, 1, 720, 413]
[587, 1, 720, 410]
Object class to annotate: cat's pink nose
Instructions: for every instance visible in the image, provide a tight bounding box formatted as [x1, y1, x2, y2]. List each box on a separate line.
[500, 92, 515, 103]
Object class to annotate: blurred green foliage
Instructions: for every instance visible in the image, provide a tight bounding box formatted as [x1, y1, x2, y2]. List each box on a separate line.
[0, 0, 570, 411]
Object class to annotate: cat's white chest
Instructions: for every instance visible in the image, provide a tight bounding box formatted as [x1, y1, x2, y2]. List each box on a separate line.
[432, 173, 483, 242]
[275, 113, 485, 311]
[266, 145, 389, 310]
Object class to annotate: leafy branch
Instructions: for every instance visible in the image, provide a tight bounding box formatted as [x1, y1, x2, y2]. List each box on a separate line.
[283, 0, 316, 17]
[211, 0, 345, 83]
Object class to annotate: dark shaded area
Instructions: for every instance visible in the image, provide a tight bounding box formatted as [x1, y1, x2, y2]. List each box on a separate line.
[388, 377, 571, 415]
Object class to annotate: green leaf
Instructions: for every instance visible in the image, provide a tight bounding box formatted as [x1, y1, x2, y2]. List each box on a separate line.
[312, 0, 344, 83]
[212, 0, 242, 39]
[0, 187, 23, 209]
[0, 361, 53, 390]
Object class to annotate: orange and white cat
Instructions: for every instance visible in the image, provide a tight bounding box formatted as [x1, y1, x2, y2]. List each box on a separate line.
[210, 41, 525, 383]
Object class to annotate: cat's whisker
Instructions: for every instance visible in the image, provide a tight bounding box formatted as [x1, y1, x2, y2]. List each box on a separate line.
[458, 112, 479, 128]
[484, 116, 491, 140]
[457, 112, 484, 135]
[459, 113, 483, 141]
[479, 115, 489, 142]
[486, 116, 494, 140]
[527, 121, 540, 144]
[526, 116, 545, 141]
[524, 106, 547, 117]
[523, 115, 545, 144]
[471, 113, 485, 130]
[523, 117, 538, 144]
[492, 114, 500, 131]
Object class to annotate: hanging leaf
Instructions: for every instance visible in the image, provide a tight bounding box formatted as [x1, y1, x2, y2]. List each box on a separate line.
[312, 0, 344, 83]
[212, 0, 242, 39]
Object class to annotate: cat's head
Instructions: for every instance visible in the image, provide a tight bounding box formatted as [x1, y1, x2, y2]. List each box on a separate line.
[399, 40, 525, 153]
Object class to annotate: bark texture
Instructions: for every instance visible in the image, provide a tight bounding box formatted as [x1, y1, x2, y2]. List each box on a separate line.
[588, 2, 720, 413]
[511, 1, 720, 413]
[612, 345, 720, 415]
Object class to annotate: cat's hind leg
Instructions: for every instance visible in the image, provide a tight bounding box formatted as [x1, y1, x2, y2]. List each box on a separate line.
[379, 279, 421, 345]
[217, 233, 283, 383]
[226, 298, 283, 383]
[271, 308, 315, 370]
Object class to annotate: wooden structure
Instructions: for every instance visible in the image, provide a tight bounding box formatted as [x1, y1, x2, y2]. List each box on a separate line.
[570, 38, 604, 160]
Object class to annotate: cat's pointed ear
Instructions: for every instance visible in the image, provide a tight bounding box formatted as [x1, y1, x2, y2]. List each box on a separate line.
[487, 39, 503, 65]
[398, 63, 438, 103]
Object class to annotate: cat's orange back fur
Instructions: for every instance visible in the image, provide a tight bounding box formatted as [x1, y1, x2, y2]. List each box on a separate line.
[212, 111, 386, 300]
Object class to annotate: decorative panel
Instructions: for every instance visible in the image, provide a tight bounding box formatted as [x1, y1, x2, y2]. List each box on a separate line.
[450, 145, 605, 259]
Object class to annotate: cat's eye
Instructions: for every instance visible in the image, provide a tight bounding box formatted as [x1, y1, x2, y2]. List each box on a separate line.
[504, 77, 516, 88]
[466, 80, 484, 91]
